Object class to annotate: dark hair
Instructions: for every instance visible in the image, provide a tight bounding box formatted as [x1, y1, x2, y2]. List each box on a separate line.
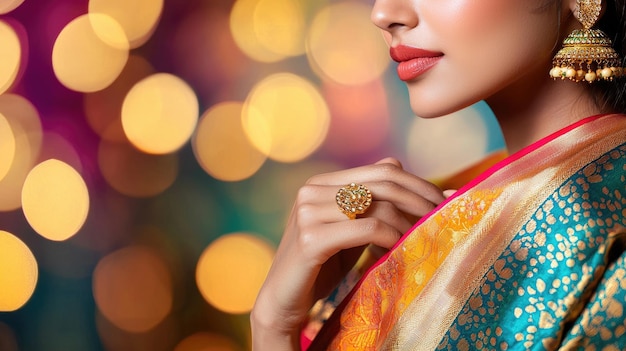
[592, 0, 626, 113]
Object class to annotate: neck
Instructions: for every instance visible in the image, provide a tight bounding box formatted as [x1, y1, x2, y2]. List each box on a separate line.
[486, 74, 603, 154]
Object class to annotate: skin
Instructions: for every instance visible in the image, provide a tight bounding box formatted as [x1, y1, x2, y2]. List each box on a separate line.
[251, 0, 612, 350]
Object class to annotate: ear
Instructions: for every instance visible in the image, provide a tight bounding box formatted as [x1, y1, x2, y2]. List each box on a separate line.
[564, 0, 578, 16]
[559, 0, 581, 34]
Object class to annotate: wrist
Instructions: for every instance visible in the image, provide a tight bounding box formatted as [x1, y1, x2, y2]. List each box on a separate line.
[250, 307, 302, 351]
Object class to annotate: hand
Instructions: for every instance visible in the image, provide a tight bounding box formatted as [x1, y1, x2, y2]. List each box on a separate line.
[250, 158, 446, 350]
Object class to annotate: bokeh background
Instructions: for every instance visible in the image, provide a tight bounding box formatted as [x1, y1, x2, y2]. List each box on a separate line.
[0, 0, 506, 350]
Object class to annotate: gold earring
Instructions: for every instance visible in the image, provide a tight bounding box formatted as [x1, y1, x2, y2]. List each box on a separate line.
[550, 0, 623, 82]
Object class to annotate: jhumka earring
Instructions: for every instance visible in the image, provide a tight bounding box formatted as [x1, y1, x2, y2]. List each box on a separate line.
[550, 0, 623, 82]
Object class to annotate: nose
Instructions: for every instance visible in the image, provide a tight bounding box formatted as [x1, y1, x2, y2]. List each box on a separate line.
[371, 0, 418, 33]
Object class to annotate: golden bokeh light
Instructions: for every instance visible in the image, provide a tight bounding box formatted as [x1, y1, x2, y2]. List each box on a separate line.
[230, 0, 305, 62]
[21, 159, 90, 241]
[0, 94, 42, 212]
[93, 246, 173, 333]
[193, 102, 267, 182]
[307, 2, 389, 85]
[0, 230, 38, 312]
[242, 73, 330, 162]
[52, 14, 129, 92]
[98, 139, 178, 198]
[407, 105, 489, 181]
[0, 0, 24, 14]
[0, 20, 21, 94]
[196, 233, 274, 314]
[0, 113, 15, 182]
[89, 0, 163, 48]
[174, 332, 243, 351]
[84, 55, 154, 143]
[253, 0, 305, 57]
[121, 73, 198, 154]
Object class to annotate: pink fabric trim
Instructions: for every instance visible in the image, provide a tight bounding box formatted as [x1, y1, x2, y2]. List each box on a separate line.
[456, 114, 607, 193]
[301, 334, 312, 350]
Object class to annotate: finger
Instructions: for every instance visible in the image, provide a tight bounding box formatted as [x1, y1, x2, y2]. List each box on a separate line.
[307, 162, 446, 205]
[296, 182, 437, 223]
[298, 217, 404, 266]
[375, 157, 403, 168]
[268, 219, 400, 303]
[363, 180, 441, 218]
[294, 197, 416, 237]
[443, 189, 457, 198]
[363, 200, 415, 233]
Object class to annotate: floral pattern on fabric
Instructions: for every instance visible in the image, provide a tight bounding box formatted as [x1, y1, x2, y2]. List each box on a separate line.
[438, 145, 626, 351]
[329, 188, 503, 350]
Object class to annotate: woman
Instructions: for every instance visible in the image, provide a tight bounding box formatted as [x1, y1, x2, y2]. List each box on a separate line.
[251, 0, 626, 349]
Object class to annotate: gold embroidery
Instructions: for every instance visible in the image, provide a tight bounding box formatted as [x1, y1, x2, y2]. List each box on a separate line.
[330, 189, 503, 350]
[439, 144, 626, 350]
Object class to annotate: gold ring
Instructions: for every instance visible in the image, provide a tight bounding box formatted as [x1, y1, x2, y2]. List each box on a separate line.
[336, 183, 372, 220]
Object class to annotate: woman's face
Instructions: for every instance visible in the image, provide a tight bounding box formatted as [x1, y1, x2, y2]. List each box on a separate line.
[371, 0, 563, 117]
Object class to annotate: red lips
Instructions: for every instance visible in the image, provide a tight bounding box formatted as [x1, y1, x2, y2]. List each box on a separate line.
[390, 45, 443, 81]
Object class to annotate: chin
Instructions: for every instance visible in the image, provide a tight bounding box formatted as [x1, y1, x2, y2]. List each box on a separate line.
[406, 85, 481, 119]
[409, 99, 470, 119]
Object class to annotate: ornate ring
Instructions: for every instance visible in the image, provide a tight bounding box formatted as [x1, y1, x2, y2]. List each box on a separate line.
[336, 183, 372, 220]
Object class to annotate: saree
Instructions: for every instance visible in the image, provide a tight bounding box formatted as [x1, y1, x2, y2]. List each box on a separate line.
[304, 114, 626, 350]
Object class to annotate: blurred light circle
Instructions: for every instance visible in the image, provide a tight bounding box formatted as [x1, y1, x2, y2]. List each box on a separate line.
[122, 73, 198, 154]
[0, 230, 38, 312]
[193, 102, 267, 182]
[174, 332, 243, 351]
[243, 73, 330, 162]
[98, 139, 178, 198]
[229, 0, 303, 62]
[0, 113, 15, 182]
[307, 2, 390, 85]
[89, 0, 163, 48]
[21, 159, 90, 241]
[406, 105, 489, 181]
[0, 20, 20, 94]
[0, 0, 24, 14]
[84, 55, 154, 143]
[253, 0, 305, 56]
[0, 94, 42, 212]
[196, 233, 274, 314]
[93, 246, 173, 333]
[52, 13, 129, 92]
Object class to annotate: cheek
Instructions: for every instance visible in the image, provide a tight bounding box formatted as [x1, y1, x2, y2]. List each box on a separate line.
[403, 1, 558, 118]
[428, 1, 555, 71]
[427, 0, 518, 42]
